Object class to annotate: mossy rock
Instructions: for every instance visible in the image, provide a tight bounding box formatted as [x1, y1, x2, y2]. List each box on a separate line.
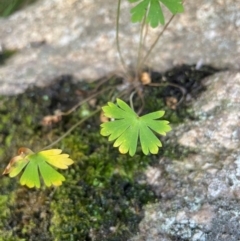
[0, 65, 220, 240]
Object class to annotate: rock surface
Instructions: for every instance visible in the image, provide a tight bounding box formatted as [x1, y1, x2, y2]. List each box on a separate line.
[0, 0, 240, 94]
[131, 71, 240, 241]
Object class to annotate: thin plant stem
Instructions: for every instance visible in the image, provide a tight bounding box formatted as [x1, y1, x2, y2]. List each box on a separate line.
[129, 90, 136, 111]
[135, 21, 149, 75]
[42, 85, 129, 151]
[116, 0, 128, 73]
[140, 14, 176, 67]
[114, 84, 135, 101]
[128, 89, 144, 115]
[60, 87, 113, 116]
[41, 84, 133, 151]
[142, 22, 149, 50]
[42, 108, 101, 150]
[135, 12, 147, 78]
[137, 95, 144, 115]
[141, 0, 186, 66]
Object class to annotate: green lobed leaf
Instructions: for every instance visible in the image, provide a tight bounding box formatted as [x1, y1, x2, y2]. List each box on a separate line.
[102, 99, 136, 119]
[139, 121, 162, 154]
[20, 160, 40, 188]
[113, 120, 139, 156]
[141, 111, 172, 135]
[129, 0, 184, 27]
[100, 98, 171, 156]
[130, 0, 150, 23]
[161, 0, 184, 14]
[2, 148, 73, 188]
[101, 119, 130, 141]
[8, 158, 29, 178]
[38, 161, 65, 187]
[116, 98, 137, 115]
[147, 0, 164, 27]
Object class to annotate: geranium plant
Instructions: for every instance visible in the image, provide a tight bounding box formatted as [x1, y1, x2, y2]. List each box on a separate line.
[3, 0, 184, 188]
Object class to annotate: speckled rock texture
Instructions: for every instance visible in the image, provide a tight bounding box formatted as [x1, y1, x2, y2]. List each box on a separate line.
[131, 71, 240, 241]
[0, 0, 239, 94]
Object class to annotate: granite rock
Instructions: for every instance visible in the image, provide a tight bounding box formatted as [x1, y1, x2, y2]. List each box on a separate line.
[131, 71, 240, 241]
[0, 0, 239, 94]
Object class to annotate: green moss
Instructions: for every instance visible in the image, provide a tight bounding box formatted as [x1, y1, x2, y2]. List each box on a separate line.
[0, 187, 20, 241]
[48, 118, 155, 240]
[50, 175, 155, 240]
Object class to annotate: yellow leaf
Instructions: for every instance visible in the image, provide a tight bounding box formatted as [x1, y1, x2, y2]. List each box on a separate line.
[2, 147, 74, 188]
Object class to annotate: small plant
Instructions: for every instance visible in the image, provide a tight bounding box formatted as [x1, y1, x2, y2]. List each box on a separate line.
[3, 0, 184, 188]
[101, 99, 171, 156]
[3, 148, 73, 188]
[117, 0, 184, 77]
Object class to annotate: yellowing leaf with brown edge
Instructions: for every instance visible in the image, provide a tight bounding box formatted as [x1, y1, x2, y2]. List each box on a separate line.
[2, 147, 74, 188]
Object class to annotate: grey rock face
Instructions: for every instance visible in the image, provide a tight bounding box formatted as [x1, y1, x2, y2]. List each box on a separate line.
[0, 0, 239, 94]
[131, 71, 240, 241]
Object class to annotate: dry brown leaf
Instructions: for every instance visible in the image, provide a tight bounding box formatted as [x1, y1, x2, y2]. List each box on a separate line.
[41, 114, 62, 126]
[166, 96, 178, 110]
[140, 72, 151, 85]
[100, 111, 109, 123]
[89, 98, 97, 107]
